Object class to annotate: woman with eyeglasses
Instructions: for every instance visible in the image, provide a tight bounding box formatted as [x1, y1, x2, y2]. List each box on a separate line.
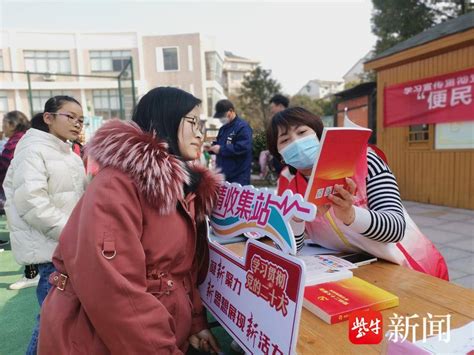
[38, 87, 222, 354]
[3, 96, 86, 354]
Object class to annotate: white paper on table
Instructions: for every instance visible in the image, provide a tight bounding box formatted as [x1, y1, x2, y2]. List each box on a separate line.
[416, 321, 474, 354]
[296, 253, 354, 286]
[297, 254, 357, 271]
[297, 240, 337, 256]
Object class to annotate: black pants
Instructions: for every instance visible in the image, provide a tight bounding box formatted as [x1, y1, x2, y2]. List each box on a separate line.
[24, 264, 39, 279]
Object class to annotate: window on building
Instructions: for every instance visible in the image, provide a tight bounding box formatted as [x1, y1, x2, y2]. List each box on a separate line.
[207, 88, 213, 118]
[231, 72, 244, 82]
[163, 48, 178, 71]
[24, 50, 71, 73]
[155, 47, 179, 72]
[0, 51, 4, 71]
[92, 89, 120, 119]
[205, 52, 223, 84]
[0, 91, 8, 119]
[435, 122, 474, 150]
[31, 90, 73, 114]
[409, 124, 429, 142]
[90, 50, 132, 72]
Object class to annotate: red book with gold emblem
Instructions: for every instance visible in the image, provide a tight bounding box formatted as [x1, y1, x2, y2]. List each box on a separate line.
[303, 277, 399, 324]
[305, 127, 372, 206]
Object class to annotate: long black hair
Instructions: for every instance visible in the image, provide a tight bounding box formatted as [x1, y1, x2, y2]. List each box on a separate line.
[132, 86, 203, 194]
[133, 87, 206, 265]
[132, 87, 201, 156]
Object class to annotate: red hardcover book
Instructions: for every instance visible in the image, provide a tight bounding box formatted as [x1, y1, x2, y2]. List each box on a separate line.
[305, 127, 372, 206]
[303, 277, 399, 324]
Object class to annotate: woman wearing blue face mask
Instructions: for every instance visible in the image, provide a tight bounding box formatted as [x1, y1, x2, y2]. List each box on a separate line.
[271, 108, 324, 200]
[266, 107, 448, 280]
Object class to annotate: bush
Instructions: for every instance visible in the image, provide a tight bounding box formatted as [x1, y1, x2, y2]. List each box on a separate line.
[252, 130, 267, 161]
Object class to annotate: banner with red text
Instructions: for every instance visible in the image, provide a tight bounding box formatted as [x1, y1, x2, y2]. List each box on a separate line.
[199, 239, 305, 355]
[384, 68, 474, 127]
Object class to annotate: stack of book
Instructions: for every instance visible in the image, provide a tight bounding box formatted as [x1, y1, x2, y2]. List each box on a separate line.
[303, 277, 399, 324]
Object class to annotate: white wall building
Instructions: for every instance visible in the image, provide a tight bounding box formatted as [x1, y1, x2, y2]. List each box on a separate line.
[342, 51, 374, 84]
[295, 79, 344, 100]
[222, 51, 259, 96]
[201, 36, 226, 133]
[0, 29, 226, 135]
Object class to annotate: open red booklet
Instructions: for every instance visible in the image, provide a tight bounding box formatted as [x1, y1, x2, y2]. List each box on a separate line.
[304, 126, 372, 206]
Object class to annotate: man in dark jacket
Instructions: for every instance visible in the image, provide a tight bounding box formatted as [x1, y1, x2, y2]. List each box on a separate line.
[206, 99, 253, 185]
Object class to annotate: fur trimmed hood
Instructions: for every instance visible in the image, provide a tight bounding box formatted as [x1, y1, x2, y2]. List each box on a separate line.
[86, 119, 223, 217]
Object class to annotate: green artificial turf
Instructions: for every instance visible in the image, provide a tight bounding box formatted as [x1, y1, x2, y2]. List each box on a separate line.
[0, 217, 39, 355]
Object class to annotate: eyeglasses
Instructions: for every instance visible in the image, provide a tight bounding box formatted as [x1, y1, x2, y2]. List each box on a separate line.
[49, 112, 84, 126]
[183, 115, 205, 134]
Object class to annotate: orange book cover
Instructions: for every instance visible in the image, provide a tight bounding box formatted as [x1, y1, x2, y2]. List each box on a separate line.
[304, 127, 372, 206]
[303, 277, 399, 324]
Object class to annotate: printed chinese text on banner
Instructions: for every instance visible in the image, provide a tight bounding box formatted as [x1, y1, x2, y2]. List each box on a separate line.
[384, 68, 474, 127]
[211, 183, 316, 255]
[199, 239, 305, 355]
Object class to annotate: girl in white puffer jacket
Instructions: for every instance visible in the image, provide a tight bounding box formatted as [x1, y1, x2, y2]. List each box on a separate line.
[3, 95, 86, 354]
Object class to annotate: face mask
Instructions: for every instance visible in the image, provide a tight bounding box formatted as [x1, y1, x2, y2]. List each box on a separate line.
[279, 134, 320, 170]
[219, 116, 229, 125]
